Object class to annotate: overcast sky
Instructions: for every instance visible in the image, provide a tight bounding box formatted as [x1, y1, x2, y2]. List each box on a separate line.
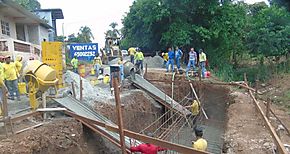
[38, 0, 267, 47]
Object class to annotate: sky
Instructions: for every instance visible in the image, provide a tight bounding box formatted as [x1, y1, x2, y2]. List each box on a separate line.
[38, 0, 267, 47]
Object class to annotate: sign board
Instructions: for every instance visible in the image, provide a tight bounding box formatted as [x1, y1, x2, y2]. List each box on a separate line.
[69, 43, 98, 61]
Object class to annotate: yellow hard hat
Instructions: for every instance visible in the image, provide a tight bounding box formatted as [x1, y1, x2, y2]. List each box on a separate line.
[16, 55, 23, 61]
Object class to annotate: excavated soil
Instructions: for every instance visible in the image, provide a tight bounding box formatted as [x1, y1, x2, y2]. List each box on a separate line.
[94, 89, 162, 132]
[0, 118, 86, 154]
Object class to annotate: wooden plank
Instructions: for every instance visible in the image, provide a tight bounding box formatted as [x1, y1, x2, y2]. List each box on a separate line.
[112, 76, 127, 154]
[249, 91, 287, 154]
[11, 111, 41, 123]
[65, 111, 208, 154]
[15, 123, 43, 134]
[36, 108, 67, 112]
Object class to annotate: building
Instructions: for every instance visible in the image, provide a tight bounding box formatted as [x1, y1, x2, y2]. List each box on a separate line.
[34, 9, 64, 41]
[0, 0, 52, 60]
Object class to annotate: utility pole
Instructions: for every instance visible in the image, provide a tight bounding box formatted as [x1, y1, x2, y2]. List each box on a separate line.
[112, 70, 126, 154]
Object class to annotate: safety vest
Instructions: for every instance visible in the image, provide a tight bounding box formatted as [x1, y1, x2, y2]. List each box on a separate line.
[135, 52, 144, 61]
[71, 58, 79, 68]
[199, 52, 207, 62]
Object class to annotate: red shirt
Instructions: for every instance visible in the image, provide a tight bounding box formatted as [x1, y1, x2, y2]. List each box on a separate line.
[130, 143, 167, 154]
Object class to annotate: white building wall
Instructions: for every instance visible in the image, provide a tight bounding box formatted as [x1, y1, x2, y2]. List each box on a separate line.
[35, 12, 53, 27]
[39, 25, 49, 43]
[27, 25, 39, 45]
[0, 14, 17, 40]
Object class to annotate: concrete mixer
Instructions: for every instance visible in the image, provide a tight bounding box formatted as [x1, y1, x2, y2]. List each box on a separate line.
[23, 60, 59, 110]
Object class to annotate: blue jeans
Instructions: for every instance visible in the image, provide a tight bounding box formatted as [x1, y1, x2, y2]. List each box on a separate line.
[73, 67, 78, 74]
[166, 59, 174, 72]
[6, 79, 20, 99]
[136, 60, 143, 70]
[94, 64, 101, 77]
[186, 60, 196, 76]
[200, 61, 206, 78]
[176, 58, 181, 70]
[130, 55, 134, 64]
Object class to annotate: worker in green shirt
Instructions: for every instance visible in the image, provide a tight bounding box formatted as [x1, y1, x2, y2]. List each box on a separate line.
[71, 56, 79, 73]
[134, 48, 144, 73]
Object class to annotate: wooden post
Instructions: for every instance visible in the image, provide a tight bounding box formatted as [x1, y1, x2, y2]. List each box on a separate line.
[42, 92, 47, 119]
[266, 99, 270, 119]
[2, 87, 8, 117]
[112, 73, 126, 154]
[71, 82, 76, 98]
[144, 63, 148, 79]
[80, 76, 83, 102]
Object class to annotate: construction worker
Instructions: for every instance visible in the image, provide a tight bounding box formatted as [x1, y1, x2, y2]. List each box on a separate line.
[130, 133, 167, 154]
[134, 48, 144, 72]
[186, 48, 197, 77]
[0, 66, 7, 116]
[185, 99, 200, 126]
[93, 55, 102, 77]
[15, 55, 23, 77]
[3, 56, 20, 101]
[71, 56, 79, 73]
[166, 47, 174, 72]
[175, 47, 183, 70]
[128, 47, 136, 64]
[199, 49, 207, 79]
[192, 126, 207, 151]
[161, 51, 168, 68]
[118, 58, 124, 82]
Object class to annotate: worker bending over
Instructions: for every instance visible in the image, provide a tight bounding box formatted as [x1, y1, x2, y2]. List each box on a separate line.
[71, 56, 79, 73]
[199, 49, 207, 79]
[161, 51, 168, 68]
[185, 99, 200, 126]
[134, 48, 144, 73]
[93, 55, 102, 77]
[128, 47, 136, 64]
[192, 126, 207, 151]
[186, 48, 197, 77]
[166, 47, 174, 72]
[130, 133, 167, 154]
[3, 56, 20, 101]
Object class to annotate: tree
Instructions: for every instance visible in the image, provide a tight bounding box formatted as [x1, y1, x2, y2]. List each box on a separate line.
[77, 26, 94, 43]
[105, 22, 120, 38]
[269, 0, 290, 11]
[14, 0, 41, 11]
[67, 34, 80, 43]
[55, 35, 66, 42]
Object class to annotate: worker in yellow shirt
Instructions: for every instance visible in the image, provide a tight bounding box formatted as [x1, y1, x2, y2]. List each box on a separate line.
[185, 99, 200, 126]
[161, 52, 169, 68]
[3, 56, 20, 101]
[192, 126, 207, 151]
[71, 56, 79, 73]
[199, 49, 207, 79]
[15, 55, 23, 77]
[134, 48, 144, 73]
[128, 47, 136, 64]
[93, 56, 102, 77]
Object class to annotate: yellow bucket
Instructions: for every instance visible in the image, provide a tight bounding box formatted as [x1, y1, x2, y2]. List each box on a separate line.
[91, 67, 95, 75]
[103, 76, 110, 84]
[18, 82, 27, 94]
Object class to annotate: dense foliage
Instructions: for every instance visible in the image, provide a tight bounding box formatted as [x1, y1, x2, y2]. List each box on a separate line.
[121, 0, 290, 82]
[14, 0, 41, 11]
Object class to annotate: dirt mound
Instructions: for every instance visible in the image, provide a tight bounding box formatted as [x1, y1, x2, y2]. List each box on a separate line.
[64, 71, 114, 106]
[0, 118, 85, 154]
[144, 56, 163, 68]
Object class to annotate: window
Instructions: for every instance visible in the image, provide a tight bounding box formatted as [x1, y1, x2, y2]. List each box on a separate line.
[1, 20, 10, 36]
